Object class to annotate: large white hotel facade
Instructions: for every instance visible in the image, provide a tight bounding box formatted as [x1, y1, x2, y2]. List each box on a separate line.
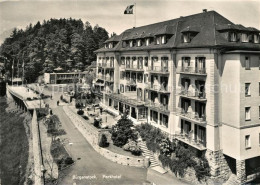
[93, 10, 260, 183]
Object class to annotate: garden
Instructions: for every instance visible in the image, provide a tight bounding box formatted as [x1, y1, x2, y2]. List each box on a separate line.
[135, 123, 211, 182]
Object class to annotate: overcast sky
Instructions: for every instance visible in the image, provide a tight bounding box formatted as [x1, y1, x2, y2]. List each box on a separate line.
[0, 0, 260, 43]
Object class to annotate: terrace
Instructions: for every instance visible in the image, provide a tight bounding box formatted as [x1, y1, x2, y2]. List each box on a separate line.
[178, 90, 206, 101]
[174, 131, 206, 150]
[175, 107, 206, 125]
[176, 67, 206, 75]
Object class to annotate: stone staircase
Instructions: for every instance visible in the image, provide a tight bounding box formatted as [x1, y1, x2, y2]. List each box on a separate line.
[138, 140, 159, 168]
[223, 174, 238, 185]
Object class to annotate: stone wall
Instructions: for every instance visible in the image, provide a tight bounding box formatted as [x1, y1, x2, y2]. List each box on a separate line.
[31, 110, 44, 185]
[205, 149, 231, 181]
[63, 106, 145, 168]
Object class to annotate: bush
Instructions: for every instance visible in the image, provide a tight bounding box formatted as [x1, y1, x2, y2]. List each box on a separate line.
[64, 157, 74, 165]
[93, 119, 100, 128]
[99, 134, 109, 147]
[77, 110, 84, 115]
[111, 112, 137, 147]
[75, 102, 83, 109]
[123, 140, 142, 156]
[27, 97, 32, 101]
[82, 115, 89, 120]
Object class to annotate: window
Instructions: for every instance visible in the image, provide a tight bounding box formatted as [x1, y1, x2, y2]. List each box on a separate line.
[183, 33, 190, 43]
[245, 107, 251, 121]
[145, 38, 150, 46]
[156, 37, 160, 45]
[161, 35, 166, 44]
[259, 133, 260, 145]
[120, 84, 124, 93]
[241, 33, 249, 43]
[229, 32, 237, 42]
[259, 82, 260, 96]
[182, 57, 191, 68]
[245, 83, 251, 96]
[259, 106, 260, 119]
[259, 57, 260, 69]
[121, 57, 125, 65]
[137, 39, 142, 47]
[108, 43, 113, 48]
[122, 41, 127, 48]
[254, 34, 260, 44]
[245, 57, 250, 70]
[129, 40, 133, 47]
[245, 135, 251, 149]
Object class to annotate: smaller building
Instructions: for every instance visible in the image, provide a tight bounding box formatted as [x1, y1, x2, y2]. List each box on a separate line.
[44, 72, 89, 84]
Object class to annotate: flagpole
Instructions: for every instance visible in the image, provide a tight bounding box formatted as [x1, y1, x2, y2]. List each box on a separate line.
[12, 59, 14, 86]
[134, 2, 136, 27]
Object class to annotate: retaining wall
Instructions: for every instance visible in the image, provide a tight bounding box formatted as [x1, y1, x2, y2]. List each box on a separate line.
[31, 110, 44, 185]
[63, 106, 145, 168]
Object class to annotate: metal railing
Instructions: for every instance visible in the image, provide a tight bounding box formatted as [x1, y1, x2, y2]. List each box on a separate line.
[178, 90, 206, 100]
[148, 66, 169, 73]
[176, 107, 206, 124]
[105, 76, 114, 82]
[125, 64, 144, 71]
[174, 131, 206, 149]
[146, 84, 169, 93]
[177, 67, 206, 75]
[98, 63, 114, 68]
[145, 100, 169, 113]
[126, 79, 136, 85]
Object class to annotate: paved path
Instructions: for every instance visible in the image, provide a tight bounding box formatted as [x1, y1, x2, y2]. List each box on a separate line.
[53, 106, 148, 185]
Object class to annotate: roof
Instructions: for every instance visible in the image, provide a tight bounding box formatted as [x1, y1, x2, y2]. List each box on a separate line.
[95, 11, 260, 53]
[104, 35, 122, 43]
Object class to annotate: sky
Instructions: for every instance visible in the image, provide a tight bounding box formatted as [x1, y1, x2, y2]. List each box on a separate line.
[0, 0, 260, 44]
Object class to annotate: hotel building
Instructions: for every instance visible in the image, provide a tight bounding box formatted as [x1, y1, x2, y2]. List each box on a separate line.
[93, 10, 260, 183]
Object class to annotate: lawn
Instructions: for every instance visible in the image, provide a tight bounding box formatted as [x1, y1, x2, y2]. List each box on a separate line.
[106, 143, 141, 158]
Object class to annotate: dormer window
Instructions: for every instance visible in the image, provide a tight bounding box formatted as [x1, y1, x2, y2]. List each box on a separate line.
[137, 39, 142, 47]
[108, 42, 113, 48]
[122, 41, 127, 48]
[229, 32, 237, 42]
[156, 37, 160, 45]
[161, 35, 166, 44]
[183, 33, 191, 43]
[254, 34, 260, 43]
[241, 33, 249, 43]
[130, 40, 134, 47]
[145, 38, 150, 46]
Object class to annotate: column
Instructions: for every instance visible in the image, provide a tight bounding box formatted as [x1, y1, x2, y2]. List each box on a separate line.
[191, 123, 195, 140]
[136, 108, 139, 120]
[236, 160, 246, 183]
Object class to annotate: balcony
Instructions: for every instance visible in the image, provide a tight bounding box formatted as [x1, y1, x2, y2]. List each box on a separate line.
[98, 63, 114, 69]
[178, 90, 206, 101]
[175, 108, 207, 125]
[107, 93, 145, 107]
[105, 76, 114, 82]
[92, 90, 103, 97]
[145, 84, 170, 93]
[96, 74, 105, 80]
[174, 131, 206, 150]
[95, 82, 104, 86]
[176, 67, 207, 76]
[126, 79, 137, 86]
[145, 101, 170, 114]
[148, 66, 169, 74]
[125, 64, 144, 72]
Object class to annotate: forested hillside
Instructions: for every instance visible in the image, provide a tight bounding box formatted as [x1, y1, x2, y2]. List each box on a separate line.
[0, 18, 109, 83]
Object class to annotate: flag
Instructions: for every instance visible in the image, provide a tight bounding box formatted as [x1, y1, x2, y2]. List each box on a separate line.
[124, 5, 134, 14]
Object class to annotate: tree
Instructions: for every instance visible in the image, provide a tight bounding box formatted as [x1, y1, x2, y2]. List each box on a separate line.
[99, 134, 109, 147]
[111, 112, 137, 147]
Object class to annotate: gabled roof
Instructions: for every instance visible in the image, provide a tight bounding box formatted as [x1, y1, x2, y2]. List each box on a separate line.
[95, 10, 260, 53]
[104, 35, 121, 43]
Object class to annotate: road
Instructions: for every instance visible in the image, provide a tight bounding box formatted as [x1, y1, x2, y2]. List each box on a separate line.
[53, 106, 148, 185]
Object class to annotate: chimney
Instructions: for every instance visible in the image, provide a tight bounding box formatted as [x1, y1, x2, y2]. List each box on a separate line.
[203, 9, 207, 13]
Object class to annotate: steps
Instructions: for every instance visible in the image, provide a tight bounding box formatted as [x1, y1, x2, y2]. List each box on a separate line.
[223, 174, 238, 185]
[138, 140, 159, 168]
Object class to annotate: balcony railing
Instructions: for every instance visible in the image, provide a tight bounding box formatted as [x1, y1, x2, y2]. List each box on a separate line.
[92, 90, 103, 96]
[174, 131, 206, 150]
[176, 108, 206, 124]
[107, 93, 145, 107]
[96, 75, 105, 80]
[146, 84, 170, 93]
[176, 67, 206, 75]
[95, 82, 104, 86]
[178, 90, 206, 101]
[105, 76, 114, 82]
[98, 63, 114, 68]
[125, 64, 144, 71]
[145, 100, 170, 114]
[148, 66, 169, 74]
[126, 79, 137, 85]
